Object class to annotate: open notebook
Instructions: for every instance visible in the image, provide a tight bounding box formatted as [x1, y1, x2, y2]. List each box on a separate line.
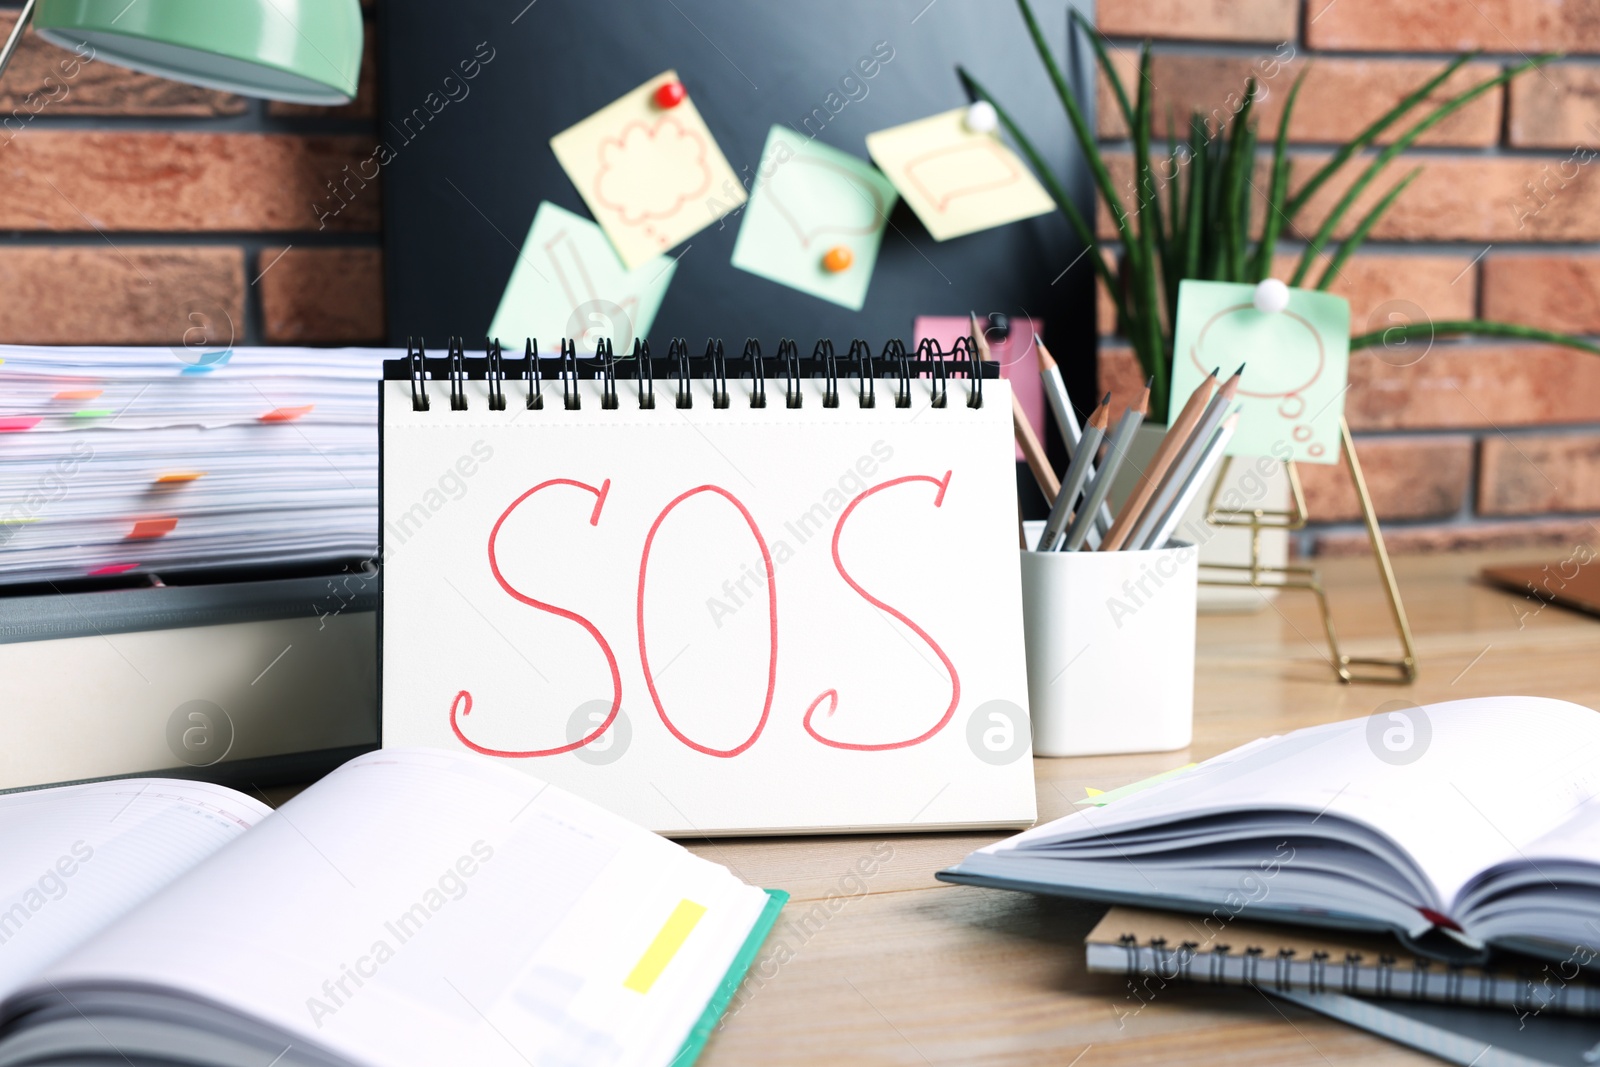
[941, 697, 1600, 966]
[0, 749, 781, 1067]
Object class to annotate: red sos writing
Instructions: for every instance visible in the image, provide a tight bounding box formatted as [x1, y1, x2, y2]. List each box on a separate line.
[448, 472, 960, 759]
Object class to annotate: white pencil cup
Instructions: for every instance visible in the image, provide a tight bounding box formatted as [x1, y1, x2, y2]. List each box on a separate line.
[1018, 528, 1196, 758]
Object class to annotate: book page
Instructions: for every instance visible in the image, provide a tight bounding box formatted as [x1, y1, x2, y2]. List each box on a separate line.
[991, 697, 1600, 912]
[0, 779, 267, 1001]
[30, 749, 771, 1067]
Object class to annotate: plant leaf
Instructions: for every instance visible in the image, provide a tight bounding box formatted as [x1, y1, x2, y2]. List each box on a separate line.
[1285, 51, 1478, 219]
[1068, 7, 1135, 134]
[1315, 167, 1422, 290]
[1251, 63, 1309, 282]
[1350, 320, 1600, 355]
[957, 66, 1135, 338]
[1289, 55, 1552, 287]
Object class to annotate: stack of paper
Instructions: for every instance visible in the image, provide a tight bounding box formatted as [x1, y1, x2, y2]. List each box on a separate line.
[0, 345, 386, 585]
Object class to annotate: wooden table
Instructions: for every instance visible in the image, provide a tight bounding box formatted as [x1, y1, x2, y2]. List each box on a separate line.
[690, 548, 1600, 1066]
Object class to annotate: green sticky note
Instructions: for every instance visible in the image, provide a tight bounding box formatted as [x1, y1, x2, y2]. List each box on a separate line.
[730, 126, 898, 310]
[73, 409, 112, 418]
[1169, 280, 1351, 464]
[488, 201, 678, 352]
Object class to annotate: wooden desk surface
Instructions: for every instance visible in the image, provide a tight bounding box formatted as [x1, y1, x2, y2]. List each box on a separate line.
[690, 548, 1600, 1066]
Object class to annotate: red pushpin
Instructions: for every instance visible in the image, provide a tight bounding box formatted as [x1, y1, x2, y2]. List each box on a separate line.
[653, 80, 686, 109]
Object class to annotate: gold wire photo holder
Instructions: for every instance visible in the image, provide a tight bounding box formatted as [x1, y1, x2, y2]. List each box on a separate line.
[1200, 417, 1418, 684]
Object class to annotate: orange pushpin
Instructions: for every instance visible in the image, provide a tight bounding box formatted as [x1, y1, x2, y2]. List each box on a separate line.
[822, 246, 854, 273]
[653, 81, 686, 109]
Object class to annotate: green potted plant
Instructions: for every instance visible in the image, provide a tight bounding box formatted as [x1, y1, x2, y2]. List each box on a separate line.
[961, 2, 1599, 604]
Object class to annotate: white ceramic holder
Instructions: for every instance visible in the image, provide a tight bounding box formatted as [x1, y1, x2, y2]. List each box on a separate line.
[1019, 523, 1196, 757]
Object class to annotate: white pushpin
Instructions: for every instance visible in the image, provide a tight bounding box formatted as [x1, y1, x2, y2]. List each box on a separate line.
[1253, 277, 1290, 314]
[965, 100, 998, 134]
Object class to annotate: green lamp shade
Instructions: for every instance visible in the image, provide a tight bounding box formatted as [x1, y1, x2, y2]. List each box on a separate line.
[33, 0, 363, 105]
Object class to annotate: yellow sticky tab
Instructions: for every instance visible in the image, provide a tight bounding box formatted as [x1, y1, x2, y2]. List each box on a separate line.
[623, 898, 706, 994]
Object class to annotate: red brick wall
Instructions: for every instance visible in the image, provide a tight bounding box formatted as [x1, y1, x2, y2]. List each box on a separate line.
[1094, 0, 1600, 555]
[0, 2, 383, 348]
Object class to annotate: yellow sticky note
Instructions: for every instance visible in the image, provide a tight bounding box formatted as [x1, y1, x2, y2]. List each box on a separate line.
[866, 108, 1054, 242]
[550, 71, 745, 269]
[623, 898, 706, 994]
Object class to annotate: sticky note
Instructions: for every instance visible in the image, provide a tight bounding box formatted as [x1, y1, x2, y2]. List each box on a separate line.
[128, 518, 178, 540]
[156, 472, 205, 485]
[914, 316, 1042, 462]
[866, 108, 1055, 241]
[90, 563, 139, 576]
[260, 405, 314, 423]
[73, 409, 112, 419]
[623, 899, 706, 994]
[489, 202, 678, 353]
[730, 126, 898, 310]
[550, 70, 744, 269]
[0, 417, 41, 433]
[1169, 280, 1351, 464]
[54, 389, 102, 401]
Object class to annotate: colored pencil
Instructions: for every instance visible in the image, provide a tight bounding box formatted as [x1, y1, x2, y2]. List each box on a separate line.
[1127, 364, 1243, 551]
[1063, 383, 1148, 551]
[1144, 412, 1240, 551]
[1012, 388, 1059, 503]
[1036, 395, 1109, 551]
[1100, 368, 1218, 551]
[1036, 335, 1114, 541]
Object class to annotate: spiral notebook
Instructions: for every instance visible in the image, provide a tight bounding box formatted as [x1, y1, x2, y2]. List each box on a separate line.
[378, 338, 1036, 835]
[1088, 907, 1600, 1016]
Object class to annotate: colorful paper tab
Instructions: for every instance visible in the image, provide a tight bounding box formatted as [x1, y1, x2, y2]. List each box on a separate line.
[866, 108, 1055, 241]
[488, 201, 678, 353]
[260, 405, 314, 423]
[1169, 280, 1351, 464]
[89, 563, 140, 577]
[551, 70, 745, 269]
[155, 472, 206, 485]
[0, 417, 41, 433]
[73, 409, 112, 419]
[128, 518, 179, 540]
[623, 898, 706, 994]
[54, 389, 103, 401]
[731, 126, 898, 310]
[1076, 763, 1199, 807]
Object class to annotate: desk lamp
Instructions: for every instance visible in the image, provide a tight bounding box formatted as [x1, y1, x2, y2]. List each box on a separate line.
[0, 0, 363, 104]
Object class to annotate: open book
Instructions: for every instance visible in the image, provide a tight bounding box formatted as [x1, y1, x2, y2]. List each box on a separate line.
[940, 697, 1600, 966]
[0, 749, 781, 1067]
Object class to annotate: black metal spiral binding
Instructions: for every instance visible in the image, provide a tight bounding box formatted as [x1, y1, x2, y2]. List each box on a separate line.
[705, 338, 729, 409]
[597, 338, 618, 409]
[389, 336, 1003, 415]
[916, 337, 947, 408]
[486, 338, 505, 411]
[447, 337, 468, 411]
[953, 334, 984, 409]
[881, 338, 911, 409]
[632, 339, 654, 409]
[407, 337, 428, 412]
[779, 338, 802, 408]
[524, 339, 543, 410]
[816, 339, 838, 408]
[669, 338, 692, 408]
[850, 338, 875, 408]
[743, 338, 765, 408]
[560, 338, 580, 410]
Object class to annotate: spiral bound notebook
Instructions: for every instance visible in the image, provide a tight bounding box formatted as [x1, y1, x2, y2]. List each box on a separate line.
[1088, 907, 1600, 1016]
[378, 338, 1036, 835]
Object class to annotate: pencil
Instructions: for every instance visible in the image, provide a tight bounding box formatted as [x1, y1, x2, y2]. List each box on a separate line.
[969, 311, 993, 363]
[1100, 367, 1218, 551]
[1036, 336, 1114, 540]
[1036, 394, 1109, 551]
[1062, 383, 1148, 551]
[1012, 388, 1059, 502]
[1144, 412, 1240, 551]
[1127, 364, 1243, 551]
